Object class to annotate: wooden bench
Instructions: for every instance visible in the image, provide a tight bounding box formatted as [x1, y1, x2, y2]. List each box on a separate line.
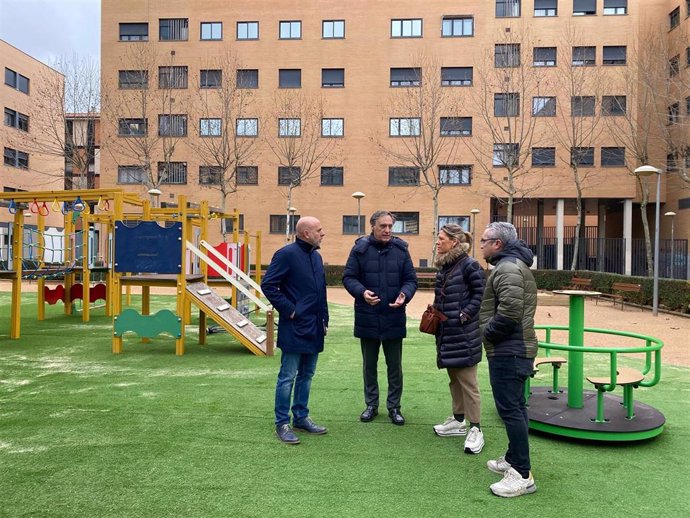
[567, 277, 592, 290]
[526, 356, 568, 401]
[587, 367, 645, 422]
[596, 282, 642, 310]
[416, 271, 436, 289]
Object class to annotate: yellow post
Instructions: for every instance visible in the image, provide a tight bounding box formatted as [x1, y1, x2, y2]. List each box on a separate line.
[112, 193, 124, 354]
[63, 212, 74, 316]
[231, 210, 239, 309]
[10, 210, 24, 339]
[175, 195, 188, 355]
[37, 210, 46, 321]
[82, 212, 91, 323]
[255, 230, 263, 286]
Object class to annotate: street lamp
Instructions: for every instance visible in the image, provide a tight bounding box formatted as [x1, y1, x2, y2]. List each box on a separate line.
[470, 208, 480, 257]
[148, 187, 162, 208]
[665, 211, 676, 279]
[287, 206, 297, 242]
[634, 165, 662, 316]
[351, 192, 365, 235]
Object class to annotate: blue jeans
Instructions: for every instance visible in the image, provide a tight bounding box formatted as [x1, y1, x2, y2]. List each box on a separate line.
[274, 352, 319, 426]
[488, 355, 534, 478]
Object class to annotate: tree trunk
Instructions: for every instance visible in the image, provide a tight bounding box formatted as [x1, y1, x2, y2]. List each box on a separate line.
[431, 191, 439, 264]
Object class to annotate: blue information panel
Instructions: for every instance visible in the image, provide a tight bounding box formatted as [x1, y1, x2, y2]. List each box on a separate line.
[114, 221, 182, 273]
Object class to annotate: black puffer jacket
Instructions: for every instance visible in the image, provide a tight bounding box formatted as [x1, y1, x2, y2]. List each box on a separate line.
[434, 249, 486, 369]
[342, 235, 417, 340]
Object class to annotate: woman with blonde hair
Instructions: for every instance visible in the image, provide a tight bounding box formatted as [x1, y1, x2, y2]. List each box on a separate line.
[431, 224, 486, 454]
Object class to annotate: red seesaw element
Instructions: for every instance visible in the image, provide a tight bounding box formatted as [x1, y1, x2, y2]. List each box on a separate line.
[43, 283, 107, 305]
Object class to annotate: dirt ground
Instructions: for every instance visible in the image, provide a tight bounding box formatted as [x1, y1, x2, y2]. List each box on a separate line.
[327, 287, 690, 368]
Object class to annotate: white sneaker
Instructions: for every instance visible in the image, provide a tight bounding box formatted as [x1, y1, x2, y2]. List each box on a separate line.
[487, 456, 511, 474]
[490, 468, 537, 498]
[433, 416, 467, 437]
[463, 426, 485, 454]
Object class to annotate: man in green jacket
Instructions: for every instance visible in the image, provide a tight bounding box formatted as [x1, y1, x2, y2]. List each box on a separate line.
[478, 222, 538, 498]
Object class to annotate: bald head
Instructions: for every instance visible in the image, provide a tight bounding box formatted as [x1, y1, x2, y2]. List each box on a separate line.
[296, 216, 325, 247]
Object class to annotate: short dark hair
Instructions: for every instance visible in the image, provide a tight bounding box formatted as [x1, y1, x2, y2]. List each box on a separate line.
[370, 210, 396, 227]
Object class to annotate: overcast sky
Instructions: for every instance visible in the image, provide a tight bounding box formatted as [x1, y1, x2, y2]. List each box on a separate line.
[0, 0, 100, 67]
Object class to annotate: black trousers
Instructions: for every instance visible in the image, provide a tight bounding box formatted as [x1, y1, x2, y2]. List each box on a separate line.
[360, 337, 403, 411]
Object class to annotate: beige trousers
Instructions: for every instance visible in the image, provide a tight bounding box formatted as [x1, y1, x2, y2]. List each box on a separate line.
[446, 365, 481, 424]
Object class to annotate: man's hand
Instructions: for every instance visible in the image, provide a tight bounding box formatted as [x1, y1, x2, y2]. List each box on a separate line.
[363, 290, 380, 305]
[389, 292, 406, 308]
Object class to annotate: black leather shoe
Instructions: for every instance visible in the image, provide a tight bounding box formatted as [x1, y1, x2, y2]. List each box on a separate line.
[275, 424, 300, 444]
[389, 409, 405, 426]
[293, 417, 328, 435]
[360, 406, 378, 422]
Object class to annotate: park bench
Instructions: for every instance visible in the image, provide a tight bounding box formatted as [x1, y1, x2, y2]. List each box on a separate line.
[586, 367, 645, 422]
[566, 277, 593, 290]
[416, 271, 437, 289]
[596, 282, 642, 310]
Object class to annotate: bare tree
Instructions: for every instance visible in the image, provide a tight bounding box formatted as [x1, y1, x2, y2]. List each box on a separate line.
[461, 25, 548, 223]
[190, 52, 257, 240]
[264, 90, 340, 242]
[373, 52, 462, 262]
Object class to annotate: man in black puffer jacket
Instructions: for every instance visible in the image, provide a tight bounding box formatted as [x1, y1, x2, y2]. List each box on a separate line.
[343, 210, 417, 425]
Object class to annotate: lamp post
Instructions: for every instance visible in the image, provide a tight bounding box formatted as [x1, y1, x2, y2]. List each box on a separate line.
[351, 192, 365, 235]
[665, 211, 676, 279]
[287, 206, 297, 243]
[470, 208, 480, 257]
[634, 165, 662, 316]
[148, 187, 162, 208]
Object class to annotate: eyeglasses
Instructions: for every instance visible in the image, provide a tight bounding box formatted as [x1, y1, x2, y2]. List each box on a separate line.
[479, 238, 498, 244]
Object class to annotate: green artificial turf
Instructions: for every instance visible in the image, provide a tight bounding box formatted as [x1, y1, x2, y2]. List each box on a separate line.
[1, 293, 689, 517]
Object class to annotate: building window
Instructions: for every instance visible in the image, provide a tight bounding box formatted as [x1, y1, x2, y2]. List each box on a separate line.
[159, 66, 188, 89]
[223, 214, 245, 233]
[158, 162, 188, 184]
[158, 114, 187, 137]
[532, 96, 556, 117]
[279, 118, 301, 137]
[321, 166, 344, 185]
[391, 18, 423, 38]
[343, 216, 366, 234]
[439, 165, 471, 185]
[389, 118, 421, 136]
[601, 147, 625, 166]
[495, 44, 520, 67]
[323, 20, 345, 38]
[390, 68, 421, 87]
[572, 46, 596, 66]
[3, 147, 29, 169]
[200, 118, 222, 137]
[532, 147, 556, 166]
[237, 166, 258, 185]
[601, 46, 627, 66]
[278, 166, 301, 185]
[686, 96, 690, 115]
[686, 47, 690, 66]
[603, 0, 627, 15]
[118, 70, 148, 89]
[322, 68, 344, 88]
[669, 55, 680, 77]
[440, 117, 472, 136]
[442, 16, 474, 37]
[201, 22, 222, 40]
[438, 216, 470, 231]
[321, 118, 344, 137]
[533, 47, 556, 67]
[4, 108, 29, 132]
[493, 144, 519, 167]
[270, 215, 299, 234]
[668, 103, 680, 124]
[117, 166, 145, 184]
[573, 0, 596, 15]
[159, 18, 189, 41]
[670, 7, 681, 30]
[534, 0, 557, 16]
[496, 0, 521, 17]
[441, 67, 473, 86]
[237, 21, 259, 40]
[199, 166, 222, 185]
[200, 69, 222, 89]
[389, 167, 420, 185]
[494, 93, 520, 117]
[279, 69, 301, 88]
[602, 95, 627, 116]
[667, 152, 678, 171]
[280, 20, 302, 39]
[572, 96, 596, 116]
[119, 22, 148, 41]
[237, 69, 258, 89]
[392, 212, 419, 234]
[236, 118, 258, 137]
[570, 147, 594, 167]
[118, 118, 147, 136]
[4, 68, 29, 94]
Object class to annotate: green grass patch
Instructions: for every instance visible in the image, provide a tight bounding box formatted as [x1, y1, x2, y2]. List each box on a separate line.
[1, 293, 689, 517]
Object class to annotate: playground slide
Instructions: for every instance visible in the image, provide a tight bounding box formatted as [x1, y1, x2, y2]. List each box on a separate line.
[186, 281, 271, 356]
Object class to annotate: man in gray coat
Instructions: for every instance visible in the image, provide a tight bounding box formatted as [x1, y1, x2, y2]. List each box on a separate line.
[478, 222, 538, 498]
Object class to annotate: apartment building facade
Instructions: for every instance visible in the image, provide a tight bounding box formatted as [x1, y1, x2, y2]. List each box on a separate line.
[100, 0, 689, 273]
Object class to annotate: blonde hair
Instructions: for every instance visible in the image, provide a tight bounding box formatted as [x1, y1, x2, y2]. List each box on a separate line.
[439, 224, 472, 253]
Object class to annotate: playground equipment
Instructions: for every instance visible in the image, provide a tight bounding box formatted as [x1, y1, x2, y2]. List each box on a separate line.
[528, 290, 664, 441]
[0, 189, 273, 357]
